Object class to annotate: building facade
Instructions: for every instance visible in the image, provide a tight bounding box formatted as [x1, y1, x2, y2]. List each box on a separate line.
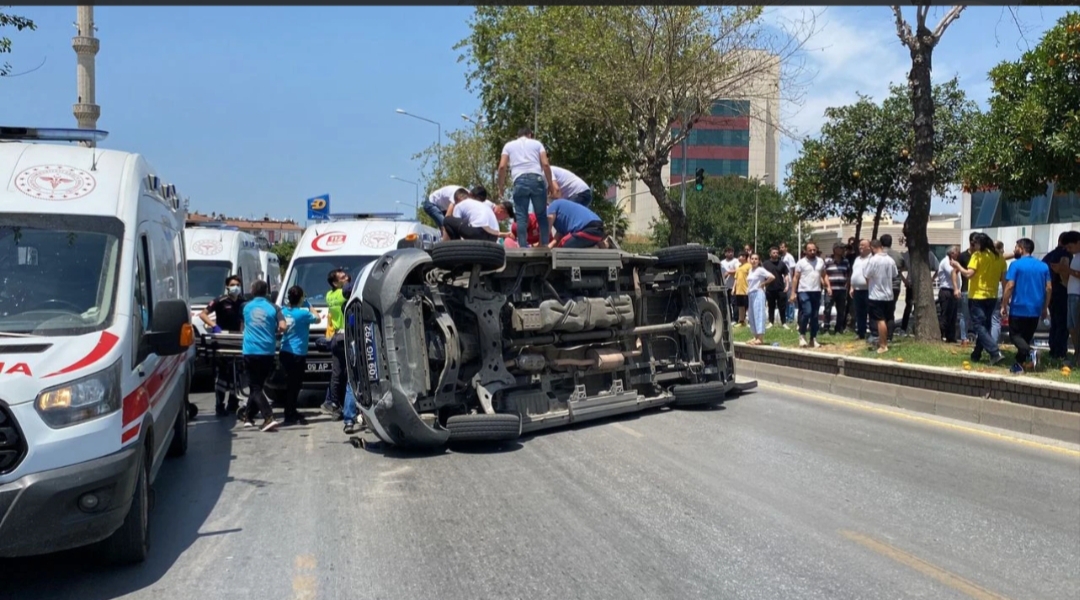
[962, 183, 1080, 258]
[186, 212, 304, 245]
[612, 52, 781, 237]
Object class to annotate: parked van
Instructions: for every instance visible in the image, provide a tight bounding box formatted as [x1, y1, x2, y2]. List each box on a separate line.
[275, 213, 438, 391]
[183, 224, 261, 335]
[256, 236, 282, 298]
[0, 126, 194, 564]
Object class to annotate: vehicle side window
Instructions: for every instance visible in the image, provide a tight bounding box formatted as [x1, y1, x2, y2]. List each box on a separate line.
[133, 235, 154, 366]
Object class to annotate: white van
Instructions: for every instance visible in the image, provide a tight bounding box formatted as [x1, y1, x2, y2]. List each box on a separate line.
[183, 224, 261, 335]
[256, 237, 282, 298]
[0, 127, 194, 564]
[276, 213, 438, 390]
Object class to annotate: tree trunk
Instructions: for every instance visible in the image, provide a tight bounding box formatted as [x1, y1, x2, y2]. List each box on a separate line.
[871, 198, 887, 240]
[641, 165, 688, 246]
[853, 219, 863, 244]
[905, 30, 943, 342]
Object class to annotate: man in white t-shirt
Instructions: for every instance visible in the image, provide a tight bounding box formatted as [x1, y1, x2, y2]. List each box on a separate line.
[550, 166, 592, 207]
[496, 127, 559, 248]
[848, 238, 872, 340]
[718, 247, 740, 321]
[423, 185, 468, 227]
[789, 241, 831, 348]
[865, 239, 899, 353]
[442, 198, 512, 243]
[779, 241, 798, 322]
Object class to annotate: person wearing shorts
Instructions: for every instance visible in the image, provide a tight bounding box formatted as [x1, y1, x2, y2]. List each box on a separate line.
[865, 239, 898, 353]
[547, 199, 606, 249]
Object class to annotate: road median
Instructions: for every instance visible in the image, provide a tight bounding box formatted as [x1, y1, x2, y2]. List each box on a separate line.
[734, 343, 1080, 444]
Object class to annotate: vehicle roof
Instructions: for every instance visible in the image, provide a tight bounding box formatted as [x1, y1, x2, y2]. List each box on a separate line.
[294, 218, 439, 257]
[0, 141, 145, 219]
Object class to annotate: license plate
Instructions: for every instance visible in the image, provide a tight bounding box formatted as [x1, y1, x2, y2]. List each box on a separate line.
[306, 361, 330, 373]
[362, 321, 380, 382]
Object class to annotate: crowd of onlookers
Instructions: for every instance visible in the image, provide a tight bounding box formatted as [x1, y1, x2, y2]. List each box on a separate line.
[721, 229, 1080, 372]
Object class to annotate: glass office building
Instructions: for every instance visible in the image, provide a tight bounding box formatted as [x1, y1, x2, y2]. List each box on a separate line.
[962, 183, 1080, 257]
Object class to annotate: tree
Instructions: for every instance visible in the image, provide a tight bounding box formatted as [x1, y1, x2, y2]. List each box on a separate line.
[891, 4, 967, 343]
[270, 240, 296, 270]
[1, 10, 36, 77]
[962, 11, 1080, 199]
[649, 175, 798, 252]
[458, 6, 815, 246]
[413, 117, 497, 200]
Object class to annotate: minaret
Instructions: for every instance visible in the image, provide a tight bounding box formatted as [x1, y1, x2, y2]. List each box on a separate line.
[72, 6, 100, 146]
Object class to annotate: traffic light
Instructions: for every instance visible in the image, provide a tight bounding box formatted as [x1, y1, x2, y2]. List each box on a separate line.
[694, 168, 705, 191]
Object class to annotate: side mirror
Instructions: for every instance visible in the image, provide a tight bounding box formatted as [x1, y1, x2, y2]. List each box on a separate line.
[146, 299, 194, 356]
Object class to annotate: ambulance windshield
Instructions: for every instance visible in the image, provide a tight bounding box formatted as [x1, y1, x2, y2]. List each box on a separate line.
[283, 255, 377, 307]
[0, 215, 123, 337]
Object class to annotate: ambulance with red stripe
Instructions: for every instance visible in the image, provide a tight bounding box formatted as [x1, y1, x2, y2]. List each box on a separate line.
[0, 127, 195, 564]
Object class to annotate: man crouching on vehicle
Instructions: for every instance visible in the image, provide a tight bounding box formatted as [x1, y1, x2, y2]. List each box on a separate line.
[442, 197, 513, 242]
[547, 198, 608, 249]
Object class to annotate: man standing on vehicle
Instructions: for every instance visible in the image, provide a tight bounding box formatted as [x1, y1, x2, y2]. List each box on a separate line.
[422, 185, 469, 228]
[546, 198, 607, 249]
[321, 268, 350, 419]
[200, 274, 246, 417]
[550, 165, 592, 207]
[443, 198, 513, 242]
[496, 127, 559, 248]
[1001, 238, 1051, 374]
[241, 280, 286, 431]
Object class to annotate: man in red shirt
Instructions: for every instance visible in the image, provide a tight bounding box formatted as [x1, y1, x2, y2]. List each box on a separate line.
[511, 213, 543, 247]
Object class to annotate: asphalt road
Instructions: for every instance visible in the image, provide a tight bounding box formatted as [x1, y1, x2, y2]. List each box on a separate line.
[3, 384, 1078, 600]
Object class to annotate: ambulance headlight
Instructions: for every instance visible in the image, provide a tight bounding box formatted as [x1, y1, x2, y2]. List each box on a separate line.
[36, 360, 122, 428]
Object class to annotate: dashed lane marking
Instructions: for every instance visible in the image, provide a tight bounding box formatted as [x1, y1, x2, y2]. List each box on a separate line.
[612, 423, 645, 438]
[293, 554, 318, 600]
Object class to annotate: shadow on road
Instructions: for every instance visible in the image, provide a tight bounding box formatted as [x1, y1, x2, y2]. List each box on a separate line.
[0, 396, 233, 599]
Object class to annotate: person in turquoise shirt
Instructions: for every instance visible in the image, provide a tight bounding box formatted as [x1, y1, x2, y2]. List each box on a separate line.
[242, 280, 286, 431]
[279, 285, 321, 425]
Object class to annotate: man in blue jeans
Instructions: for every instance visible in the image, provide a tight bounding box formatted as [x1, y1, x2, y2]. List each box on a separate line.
[789, 241, 832, 348]
[496, 127, 559, 248]
[422, 185, 468, 228]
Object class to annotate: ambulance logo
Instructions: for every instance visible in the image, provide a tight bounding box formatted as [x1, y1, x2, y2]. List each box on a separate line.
[15, 165, 97, 200]
[362, 231, 395, 248]
[312, 231, 347, 252]
[191, 239, 224, 256]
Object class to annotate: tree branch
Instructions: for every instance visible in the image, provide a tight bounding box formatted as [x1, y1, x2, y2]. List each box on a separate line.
[890, 6, 914, 47]
[931, 6, 966, 43]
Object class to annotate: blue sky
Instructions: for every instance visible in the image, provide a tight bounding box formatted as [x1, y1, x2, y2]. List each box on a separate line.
[2, 5, 1072, 223]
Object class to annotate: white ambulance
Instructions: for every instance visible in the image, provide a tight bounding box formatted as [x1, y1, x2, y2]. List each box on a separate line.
[0, 127, 194, 564]
[275, 213, 438, 391]
[183, 224, 261, 335]
[256, 236, 282, 298]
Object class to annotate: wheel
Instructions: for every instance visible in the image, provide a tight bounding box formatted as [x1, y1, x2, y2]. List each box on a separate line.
[654, 245, 709, 268]
[168, 395, 189, 459]
[697, 297, 725, 351]
[671, 381, 728, 407]
[100, 449, 150, 565]
[446, 413, 522, 442]
[431, 240, 505, 270]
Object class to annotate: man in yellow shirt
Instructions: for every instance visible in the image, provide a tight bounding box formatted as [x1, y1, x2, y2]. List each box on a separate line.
[734, 252, 751, 326]
[953, 232, 1007, 365]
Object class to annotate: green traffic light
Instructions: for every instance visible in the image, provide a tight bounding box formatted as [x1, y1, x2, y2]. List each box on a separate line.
[695, 184, 703, 191]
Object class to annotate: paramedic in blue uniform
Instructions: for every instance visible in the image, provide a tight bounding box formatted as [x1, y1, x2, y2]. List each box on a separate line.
[546, 198, 607, 249]
[279, 285, 321, 426]
[199, 274, 247, 417]
[241, 280, 287, 432]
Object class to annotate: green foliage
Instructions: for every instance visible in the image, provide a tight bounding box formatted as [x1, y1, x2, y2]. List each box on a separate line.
[412, 118, 497, 198]
[785, 79, 977, 238]
[962, 11, 1080, 198]
[0, 10, 36, 77]
[270, 240, 296, 270]
[458, 5, 806, 246]
[649, 176, 798, 252]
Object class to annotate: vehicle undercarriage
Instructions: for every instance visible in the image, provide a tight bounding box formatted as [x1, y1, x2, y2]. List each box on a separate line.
[343, 241, 752, 449]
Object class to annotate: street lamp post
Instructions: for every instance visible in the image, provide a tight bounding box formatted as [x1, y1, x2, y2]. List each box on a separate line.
[390, 175, 420, 212]
[396, 108, 442, 175]
[754, 173, 769, 254]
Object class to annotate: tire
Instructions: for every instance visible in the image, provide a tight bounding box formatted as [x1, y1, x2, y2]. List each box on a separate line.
[446, 413, 522, 442]
[168, 395, 189, 459]
[654, 245, 709, 268]
[431, 240, 505, 270]
[671, 381, 728, 407]
[100, 449, 150, 565]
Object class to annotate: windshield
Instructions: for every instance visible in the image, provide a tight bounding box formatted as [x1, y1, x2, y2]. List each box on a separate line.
[284, 255, 378, 307]
[188, 260, 233, 306]
[0, 215, 123, 337]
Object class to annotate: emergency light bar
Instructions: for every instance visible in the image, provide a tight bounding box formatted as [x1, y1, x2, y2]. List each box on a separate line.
[327, 212, 405, 221]
[0, 126, 109, 143]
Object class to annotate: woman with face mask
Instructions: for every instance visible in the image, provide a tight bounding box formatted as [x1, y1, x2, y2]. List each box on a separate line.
[199, 275, 248, 416]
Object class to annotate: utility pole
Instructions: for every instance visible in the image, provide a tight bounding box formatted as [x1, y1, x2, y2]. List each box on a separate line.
[534, 57, 540, 134]
[72, 5, 100, 147]
[680, 110, 689, 216]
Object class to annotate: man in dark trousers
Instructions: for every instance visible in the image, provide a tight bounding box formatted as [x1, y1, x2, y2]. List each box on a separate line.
[1002, 238, 1051, 373]
[1043, 231, 1077, 360]
[199, 274, 247, 417]
[762, 246, 789, 328]
[823, 242, 850, 334]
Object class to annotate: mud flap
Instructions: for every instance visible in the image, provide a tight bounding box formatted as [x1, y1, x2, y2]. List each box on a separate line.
[731, 379, 758, 395]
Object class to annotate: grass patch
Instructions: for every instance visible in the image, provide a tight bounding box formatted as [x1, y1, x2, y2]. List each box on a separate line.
[731, 323, 1077, 384]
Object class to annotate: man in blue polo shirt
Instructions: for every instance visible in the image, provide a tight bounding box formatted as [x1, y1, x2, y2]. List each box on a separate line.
[546, 198, 607, 249]
[242, 280, 287, 431]
[1001, 237, 1051, 374]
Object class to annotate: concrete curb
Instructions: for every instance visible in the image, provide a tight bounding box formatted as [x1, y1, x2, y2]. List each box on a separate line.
[734, 354, 1080, 445]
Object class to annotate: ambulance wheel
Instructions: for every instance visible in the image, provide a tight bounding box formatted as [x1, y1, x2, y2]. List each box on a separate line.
[100, 447, 150, 565]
